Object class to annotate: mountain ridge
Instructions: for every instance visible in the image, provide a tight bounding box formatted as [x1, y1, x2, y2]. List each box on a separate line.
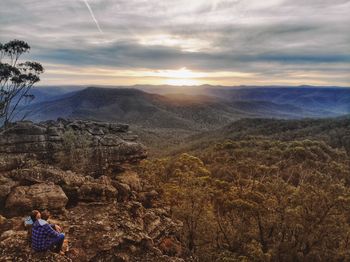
[20, 86, 350, 131]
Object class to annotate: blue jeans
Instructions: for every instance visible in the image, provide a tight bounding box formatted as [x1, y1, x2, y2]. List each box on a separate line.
[51, 233, 65, 253]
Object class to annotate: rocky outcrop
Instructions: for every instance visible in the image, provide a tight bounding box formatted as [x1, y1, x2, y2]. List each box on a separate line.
[0, 119, 147, 174]
[5, 183, 68, 215]
[77, 176, 117, 202]
[0, 119, 190, 261]
[4, 166, 135, 208]
[0, 169, 188, 261]
[8, 166, 87, 186]
[0, 213, 184, 261]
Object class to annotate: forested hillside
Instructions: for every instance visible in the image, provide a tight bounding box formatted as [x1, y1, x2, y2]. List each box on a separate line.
[168, 117, 350, 156]
[136, 117, 350, 261]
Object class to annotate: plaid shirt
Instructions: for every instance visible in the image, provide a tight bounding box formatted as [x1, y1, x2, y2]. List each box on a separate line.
[31, 220, 60, 252]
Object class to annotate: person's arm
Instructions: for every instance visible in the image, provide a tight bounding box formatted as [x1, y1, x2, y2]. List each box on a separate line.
[44, 224, 61, 238]
[54, 224, 62, 232]
[49, 223, 62, 232]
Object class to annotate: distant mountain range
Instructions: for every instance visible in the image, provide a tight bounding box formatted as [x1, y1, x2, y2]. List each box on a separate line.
[20, 85, 350, 131]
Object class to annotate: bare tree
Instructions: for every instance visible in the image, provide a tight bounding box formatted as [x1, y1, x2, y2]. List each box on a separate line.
[0, 40, 44, 127]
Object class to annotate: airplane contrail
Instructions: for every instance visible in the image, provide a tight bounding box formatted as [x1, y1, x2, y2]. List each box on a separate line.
[82, 0, 103, 33]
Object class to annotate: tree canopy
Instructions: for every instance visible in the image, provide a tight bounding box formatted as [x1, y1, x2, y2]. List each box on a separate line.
[0, 40, 44, 127]
[137, 135, 350, 261]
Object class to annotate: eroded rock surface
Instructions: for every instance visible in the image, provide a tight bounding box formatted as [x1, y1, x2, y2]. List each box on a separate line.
[5, 183, 68, 215]
[0, 119, 190, 261]
[0, 201, 186, 261]
[0, 171, 188, 261]
[0, 119, 147, 174]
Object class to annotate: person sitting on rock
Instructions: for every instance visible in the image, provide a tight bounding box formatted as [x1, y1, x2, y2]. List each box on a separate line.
[31, 210, 65, 254]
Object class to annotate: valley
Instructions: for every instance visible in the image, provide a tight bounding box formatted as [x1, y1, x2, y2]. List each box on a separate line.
[18, 85, 350, 156]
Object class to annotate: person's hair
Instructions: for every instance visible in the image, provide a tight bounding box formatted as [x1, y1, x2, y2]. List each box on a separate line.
[30, 210, 40, 222]
[41, 210, 51, 221]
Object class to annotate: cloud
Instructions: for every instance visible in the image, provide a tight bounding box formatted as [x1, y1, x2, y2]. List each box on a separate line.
[0, 0, 349, 86]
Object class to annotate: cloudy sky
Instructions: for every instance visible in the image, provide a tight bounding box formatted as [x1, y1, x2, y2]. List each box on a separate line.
[1, 0, 349, 86]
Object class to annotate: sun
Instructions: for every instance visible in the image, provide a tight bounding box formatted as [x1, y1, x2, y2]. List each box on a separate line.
[158, 67, 204, 86]
[165, 78, 201, 86]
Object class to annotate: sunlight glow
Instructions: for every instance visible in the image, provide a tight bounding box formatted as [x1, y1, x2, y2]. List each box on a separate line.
[42, 64, 349, 87]
[158, 67, 204, 86]
[165, 78, 201, 86]
[155, 67, 206, 79]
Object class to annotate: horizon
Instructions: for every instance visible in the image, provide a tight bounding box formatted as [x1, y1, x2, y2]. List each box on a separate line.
[35, 84, 350, 89]
[1, 0, 349, 87]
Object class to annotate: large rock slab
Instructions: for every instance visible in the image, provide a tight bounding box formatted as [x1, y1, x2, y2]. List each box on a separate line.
[5, 183, 68, 214]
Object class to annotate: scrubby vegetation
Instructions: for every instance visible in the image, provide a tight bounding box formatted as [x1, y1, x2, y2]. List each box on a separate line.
[136, 118, 350, 261]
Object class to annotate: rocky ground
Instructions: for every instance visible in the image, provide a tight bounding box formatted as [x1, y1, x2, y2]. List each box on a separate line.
[0, 120, 191, 262]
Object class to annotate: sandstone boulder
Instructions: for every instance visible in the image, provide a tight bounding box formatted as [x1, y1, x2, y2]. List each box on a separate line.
[78, 176, 117, 202]
[114, 182, 132, 202]
[5, 183, 68, 214]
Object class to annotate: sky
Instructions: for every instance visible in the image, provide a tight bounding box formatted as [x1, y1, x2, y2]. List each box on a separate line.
[0, 0, 349, 86]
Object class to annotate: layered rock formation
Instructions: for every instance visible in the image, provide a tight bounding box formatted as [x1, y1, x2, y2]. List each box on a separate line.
[0, 119, 147, 174]
[5, 183, 68, 213]
[0, 120, 189, 261]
